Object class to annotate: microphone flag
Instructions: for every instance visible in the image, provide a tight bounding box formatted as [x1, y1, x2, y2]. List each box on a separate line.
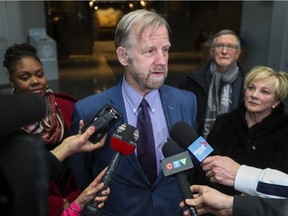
[188, 136, 213, 163]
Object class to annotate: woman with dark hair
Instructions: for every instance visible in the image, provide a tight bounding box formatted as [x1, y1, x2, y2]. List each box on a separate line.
[3, 43, 80, 216]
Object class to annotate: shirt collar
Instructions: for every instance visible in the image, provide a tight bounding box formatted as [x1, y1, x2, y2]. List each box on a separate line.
[122, 76, 158, 114]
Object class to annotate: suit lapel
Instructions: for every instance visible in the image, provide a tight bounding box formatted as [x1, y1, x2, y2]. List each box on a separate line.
[159, 85, 178, 129]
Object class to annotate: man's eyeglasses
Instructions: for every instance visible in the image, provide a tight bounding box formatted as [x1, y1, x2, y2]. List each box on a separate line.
[212, 44, 239, 51]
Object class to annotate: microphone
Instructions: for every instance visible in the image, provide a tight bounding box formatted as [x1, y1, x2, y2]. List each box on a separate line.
[169, 121, 213, 163]
[0, 94, 46, 138]
[82, 123, 139, 216]
[162, 140, 198, 216]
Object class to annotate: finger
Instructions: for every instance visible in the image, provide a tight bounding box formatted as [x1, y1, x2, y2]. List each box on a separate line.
[82, 126, 96, 140]
[97, 202, 104, 209]
[209, 176, 216, 183]
[98, 134, 107, 146]
[206, 170, 212, 178]
[193, 194, 200, 199]
[79, 120, 85, 131]
[185, 196, 203, 207]
[90, 167, 108, 186]
[78, 120, 85, 134]
[202, 163, 214, 172]
[201, 156, 215, 166]
[93, 135, 106, 149]
[179, 201, 186, 208]
[195, 207, 208, 215]
[95, 194, 108, 203]
[182, 209, 191, 216]
[191, 185, 202, 193]
[102, 187, 110, 196]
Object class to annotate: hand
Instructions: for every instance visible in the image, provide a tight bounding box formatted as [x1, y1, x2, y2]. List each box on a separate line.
[76, 167, 110, 209]
[63, 120, 106, 155]
[51, 120, 106, 162]
[200, 156, 240, 187]
[180, 185, 233, 216]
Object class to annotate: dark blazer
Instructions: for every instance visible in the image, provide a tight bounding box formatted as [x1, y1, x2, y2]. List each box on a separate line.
[178, 60, 246, 136]
[233, 196, 288, 216]
[69, 79, 198, 216]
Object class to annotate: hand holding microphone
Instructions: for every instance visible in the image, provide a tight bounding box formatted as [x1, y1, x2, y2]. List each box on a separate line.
[170, 121, 242, 196]
[81, 123, 139, 216]
[201, 155, 240, 186]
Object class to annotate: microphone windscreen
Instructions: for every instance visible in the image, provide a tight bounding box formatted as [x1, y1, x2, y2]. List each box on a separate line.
[110, 123, 139, 155]
[0, 94, 46, 137]
[169, 121, 198, 149]
[162, 140, 184, 157]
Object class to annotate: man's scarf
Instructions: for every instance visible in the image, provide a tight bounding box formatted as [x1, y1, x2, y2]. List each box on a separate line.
[203, 62, 239, 138]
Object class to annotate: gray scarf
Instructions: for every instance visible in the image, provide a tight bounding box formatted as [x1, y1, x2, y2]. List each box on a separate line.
[203, 62, 239, 138]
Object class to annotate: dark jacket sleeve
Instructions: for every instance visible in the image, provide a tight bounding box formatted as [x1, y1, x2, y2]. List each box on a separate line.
[0, 133, 48, 216]
[233, 195, 288, 216]
[46, 151, 63, 182]
[0, 94, 46, 137]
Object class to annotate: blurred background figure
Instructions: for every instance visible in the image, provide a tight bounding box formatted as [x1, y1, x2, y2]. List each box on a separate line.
[179, 29, 246, 139]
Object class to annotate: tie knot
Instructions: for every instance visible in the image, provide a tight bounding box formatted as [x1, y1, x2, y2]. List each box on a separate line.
[140, 99, 149, 109]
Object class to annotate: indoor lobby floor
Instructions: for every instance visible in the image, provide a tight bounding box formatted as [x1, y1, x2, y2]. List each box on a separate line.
[58, 40, 202, 100]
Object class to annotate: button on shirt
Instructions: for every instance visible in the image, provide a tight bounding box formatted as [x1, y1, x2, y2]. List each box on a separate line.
[121, 77, 169, 174]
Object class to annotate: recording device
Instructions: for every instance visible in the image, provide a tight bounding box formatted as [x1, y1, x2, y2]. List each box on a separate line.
[162, 140, 198, 216]
[81, 103, 122, 143]
[169, 121, 213, 163]
[81, 123, 139, 216]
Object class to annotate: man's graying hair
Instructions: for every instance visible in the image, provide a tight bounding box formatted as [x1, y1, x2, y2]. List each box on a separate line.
[211, 29, 241, 48]
[115, 9, 171, 49]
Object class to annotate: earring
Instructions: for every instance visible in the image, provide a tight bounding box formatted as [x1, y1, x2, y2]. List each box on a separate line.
[11, 87, 18, 94]
[272, 105, 275, 109]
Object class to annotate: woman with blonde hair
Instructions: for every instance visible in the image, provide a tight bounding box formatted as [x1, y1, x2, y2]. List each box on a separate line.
[197, 65, 288, 196]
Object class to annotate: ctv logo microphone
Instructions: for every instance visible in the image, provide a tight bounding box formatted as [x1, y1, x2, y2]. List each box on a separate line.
[166, 157, 187, 170]
[161, 151, 193, 176]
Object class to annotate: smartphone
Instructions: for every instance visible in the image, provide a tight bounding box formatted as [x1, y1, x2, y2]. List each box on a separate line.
[81, 103, 122, 143]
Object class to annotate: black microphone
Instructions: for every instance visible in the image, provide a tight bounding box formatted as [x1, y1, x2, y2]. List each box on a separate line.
[81, 123, 139, 216]
[170, 121, 213, 163]
[0, 94, 46, 138]
[162, 140, 198, 216]
[169, 121, 198, 149]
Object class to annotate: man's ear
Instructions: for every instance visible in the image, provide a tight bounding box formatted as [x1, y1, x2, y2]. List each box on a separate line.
[116, 47, 128, 66]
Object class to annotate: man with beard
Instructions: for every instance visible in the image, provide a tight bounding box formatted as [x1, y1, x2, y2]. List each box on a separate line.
[69, 9, 197, 216]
